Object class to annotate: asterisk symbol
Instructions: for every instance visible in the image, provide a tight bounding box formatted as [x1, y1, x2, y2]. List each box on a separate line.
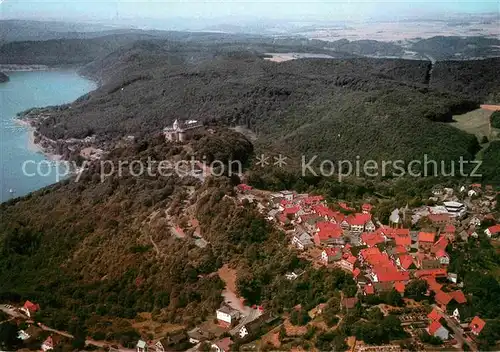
[274, 154, 287, 168]
[256, 154, 270, 168]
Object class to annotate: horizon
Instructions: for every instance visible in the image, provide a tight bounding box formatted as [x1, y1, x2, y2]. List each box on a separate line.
[0, 1, 498, 29]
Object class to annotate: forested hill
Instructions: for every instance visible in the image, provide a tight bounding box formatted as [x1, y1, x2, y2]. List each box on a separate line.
[17, 37, 500, 168]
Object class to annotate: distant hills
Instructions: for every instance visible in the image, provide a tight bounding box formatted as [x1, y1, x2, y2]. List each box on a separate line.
[2, 20, 500, 61]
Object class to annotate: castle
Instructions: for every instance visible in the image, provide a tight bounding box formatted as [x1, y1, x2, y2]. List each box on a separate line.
[163, 119, 203, 142]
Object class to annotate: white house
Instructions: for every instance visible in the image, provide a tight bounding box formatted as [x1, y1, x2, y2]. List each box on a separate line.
[136, 340, 147, 352]
[468, 189, 478, 197]
[427, 322, 449, 340]
[469, 216, 482, 227]
[216, 305, 240, 327]
[291, 232, 313, 250]
[17, 330, 31, 341]
[485, 225, 500, 238]
[280, 190, 295, 201]
[41, 336, 54, 352]
[452, 308, 460, 322]
[239, 325, 250, 338]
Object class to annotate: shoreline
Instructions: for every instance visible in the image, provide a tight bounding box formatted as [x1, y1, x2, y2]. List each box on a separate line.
[14, 118, 63, 161]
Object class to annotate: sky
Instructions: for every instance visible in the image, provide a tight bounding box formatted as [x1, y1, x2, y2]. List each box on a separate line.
[0, 0, 498, 23]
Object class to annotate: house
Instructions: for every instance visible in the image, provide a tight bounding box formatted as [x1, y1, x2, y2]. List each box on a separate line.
[364, 284, 375, 295]
[394, 281, 406, 295]
[238, 314, 276, 340]
[418, 232, 436, 248]
[468, 189, 478, 197]
[469, 216, 482, 227]
[443, 201, 467, 218]
[389, 209, 401, 227]
[396, 254, 414, 270]
[427, 321, 449, 340]
[452, 308, 461, 322]
[447, 273, 458, 284]
[339, 253, 357, 272]
[314, 222, 344, 246]
[211, 337, 233, 352]
[216, 305, 240, 328]
[285, 270, 304, 281]
[237, 184, 253, 193]
[450, 290, 467, 304]
[281, 190, 295, 201]
[428, 213, 452, 226]
[361, 232, 385, 247]
[154, 332, 188, 352]
[321, 248, 342, 264]
[435, 250, 450, 265]
[469, 316, 486, 336]
[428, 308, 442, 322]
[163, 119, 203, 142]
[312, 204, 337, 220]
[347, 213, 374, 233]
[41, 336, 54, 352]
[362, 203, 373, 214]
[435, 290, 453, 310]
[20, 300, 40, 317]
[17, 330, 31, 341]
[291, 231, 314, 250]
[187, 328, 210, 344]
[415, 268, 447, 278]
[485, 224, 500, 238]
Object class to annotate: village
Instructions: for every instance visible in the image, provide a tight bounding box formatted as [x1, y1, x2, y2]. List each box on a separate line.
[2, 179, 499, 352]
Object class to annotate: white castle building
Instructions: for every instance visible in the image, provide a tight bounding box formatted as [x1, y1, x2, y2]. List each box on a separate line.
[163, 119, 203, 142]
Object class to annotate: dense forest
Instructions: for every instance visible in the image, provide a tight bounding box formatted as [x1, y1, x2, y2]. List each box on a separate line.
[13, 37, 500, 182]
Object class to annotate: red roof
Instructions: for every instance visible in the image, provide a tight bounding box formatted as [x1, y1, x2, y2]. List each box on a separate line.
[471, 183, 482, 188]
[395, 234, 411, 246]
[487, 224, 500, 235]
[362, 203, 373, 212]
[364, 285, 375, 295]
[304, 195, 324, 205]
[313, 204, 337, 218]
[23, 300, 40, 314]
[353, 267, 361, 278]
[435, 290, 453, 307]
[316, 221, 343, 240]
[237, 184, 252, 191]
[428, 214, 451, 223]
[361, 232, 385, 247]
[418, 232, 436, 243]
[215, 337, 233, 351]
[394, 281, 406, 293]
[324, 247, 341, 257]
[428, 308, 442, 321]
[338, 202, 355, 211]
[432, 236, 449, 253]
[435, 249, 448, 259]
[398, 254, 414, 270]
[415, 268, 448, 278]
[348, 213, 372, 226]
[394, 245, 407, 254]
[283, 205, 301, 215]
[43, 336, 54, 348]
[450, 290, 467, 304]
[428, 320, 444, 335]
[444, 224, 456, 233]
[346, 255, 357, 264]
[469, 316, 486, 335]
[424, 276, 443, 292]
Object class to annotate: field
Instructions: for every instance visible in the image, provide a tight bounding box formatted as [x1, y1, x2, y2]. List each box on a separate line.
[451, 108, 499, 141]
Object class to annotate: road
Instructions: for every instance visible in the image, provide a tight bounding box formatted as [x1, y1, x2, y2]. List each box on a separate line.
[435, 306, 477, 351]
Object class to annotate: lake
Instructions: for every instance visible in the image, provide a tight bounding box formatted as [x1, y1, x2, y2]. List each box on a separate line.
[0, 70, 96, 202]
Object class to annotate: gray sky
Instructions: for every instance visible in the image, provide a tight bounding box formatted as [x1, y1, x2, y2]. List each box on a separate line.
[1, 0, 498, 22]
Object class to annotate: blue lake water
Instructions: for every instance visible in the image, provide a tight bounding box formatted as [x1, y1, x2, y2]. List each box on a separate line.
[0, 70, 96, 202]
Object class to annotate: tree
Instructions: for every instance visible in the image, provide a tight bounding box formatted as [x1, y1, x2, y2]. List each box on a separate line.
[0, 322, 22, 350]
[290, 308, 310, 326]
[405, 279, 428, 301]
